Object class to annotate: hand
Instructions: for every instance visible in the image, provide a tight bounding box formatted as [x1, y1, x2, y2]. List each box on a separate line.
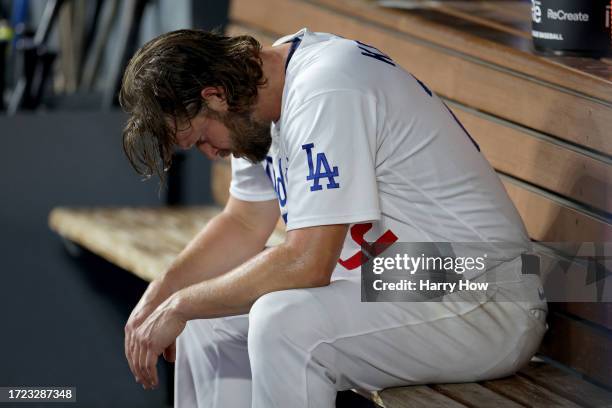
[124, 280, 169, 385]
[127, 295, 186, 389]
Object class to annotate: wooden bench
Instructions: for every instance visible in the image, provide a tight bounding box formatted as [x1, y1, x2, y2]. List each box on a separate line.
[49, 0, 611, 406]
[48, 206, 285, 282]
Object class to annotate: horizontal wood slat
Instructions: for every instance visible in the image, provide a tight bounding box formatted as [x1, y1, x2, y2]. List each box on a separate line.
[431, 383, 523, 408]
[451, 106, 611, 214]
[518, 360, 612, 408]
[482, 375, 582, 407]
[230, 0, 612, 156]
[502, 180, 612, 242]
[538, 312, 612, 388]
[378, 385, 467, 408]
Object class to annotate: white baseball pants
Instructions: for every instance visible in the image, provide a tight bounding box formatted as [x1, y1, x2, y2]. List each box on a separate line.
[174, 274, 547, 408]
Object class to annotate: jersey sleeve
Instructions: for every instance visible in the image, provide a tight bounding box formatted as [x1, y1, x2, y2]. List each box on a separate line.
[283, 90, 380, 230]
[229, 156, 277, 202]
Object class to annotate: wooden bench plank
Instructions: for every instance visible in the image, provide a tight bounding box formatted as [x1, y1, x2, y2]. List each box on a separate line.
[482, 375, 582, 407]
[431, 382, 524, 408]
[49, 207, 220, 281]
[379, 385, 468, 408]
[230, 0, 612, 156]
[48, 207, 286, 282]
[518, 360, 612, 408]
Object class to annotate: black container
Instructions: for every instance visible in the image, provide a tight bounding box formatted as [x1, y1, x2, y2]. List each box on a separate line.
[531, 0, 612, 57]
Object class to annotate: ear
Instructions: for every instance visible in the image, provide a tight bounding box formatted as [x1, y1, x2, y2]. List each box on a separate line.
[201, 86, 228, 112]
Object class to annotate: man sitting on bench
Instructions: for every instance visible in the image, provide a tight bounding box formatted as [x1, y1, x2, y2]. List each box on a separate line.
[119, 28, 548, 408]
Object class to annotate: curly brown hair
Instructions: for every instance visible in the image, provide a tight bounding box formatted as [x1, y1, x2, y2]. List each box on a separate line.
[119, 29, 265, 182]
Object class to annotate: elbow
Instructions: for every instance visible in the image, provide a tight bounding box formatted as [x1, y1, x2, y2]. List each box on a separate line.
[300, 255, 334, 287]
[286, 245, 335, 288]
[283, 244, 334, 288]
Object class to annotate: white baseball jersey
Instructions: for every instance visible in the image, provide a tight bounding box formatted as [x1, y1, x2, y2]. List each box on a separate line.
[230, 28, 530, 279]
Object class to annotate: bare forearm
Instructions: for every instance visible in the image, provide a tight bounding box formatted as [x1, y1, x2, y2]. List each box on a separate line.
[158, 211, 272, 296]
[172, 244, 323, 319]
[172, 225, 347, 320]
[130, 198, 279, 323]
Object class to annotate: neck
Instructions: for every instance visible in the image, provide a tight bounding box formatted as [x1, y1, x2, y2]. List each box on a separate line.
[255, 43, 291, 123]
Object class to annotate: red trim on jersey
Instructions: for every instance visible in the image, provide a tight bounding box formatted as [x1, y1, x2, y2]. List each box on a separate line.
[338, 223, 398, 270]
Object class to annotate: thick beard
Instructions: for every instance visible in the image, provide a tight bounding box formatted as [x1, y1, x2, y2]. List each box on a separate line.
[222, 110, 272, 163]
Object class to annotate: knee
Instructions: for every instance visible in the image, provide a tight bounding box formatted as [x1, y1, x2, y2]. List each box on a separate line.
[176, 320, 206, 357]
[175, 320, 197, 366]
[177, 317, 244, 360]
[248, 289, 327, 353]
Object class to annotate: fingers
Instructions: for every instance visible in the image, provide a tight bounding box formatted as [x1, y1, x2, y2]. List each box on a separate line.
[133, 332, 160, 389]
[146, 349, 159, 388]
[138, 339, 153, 389]
[125, 325, 139, 383]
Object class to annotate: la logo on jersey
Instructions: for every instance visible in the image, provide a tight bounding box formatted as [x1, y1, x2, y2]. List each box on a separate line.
[302, 143, 340, 192]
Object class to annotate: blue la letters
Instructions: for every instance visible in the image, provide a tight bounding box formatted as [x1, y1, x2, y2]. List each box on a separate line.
[302, 143, 340, 192]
